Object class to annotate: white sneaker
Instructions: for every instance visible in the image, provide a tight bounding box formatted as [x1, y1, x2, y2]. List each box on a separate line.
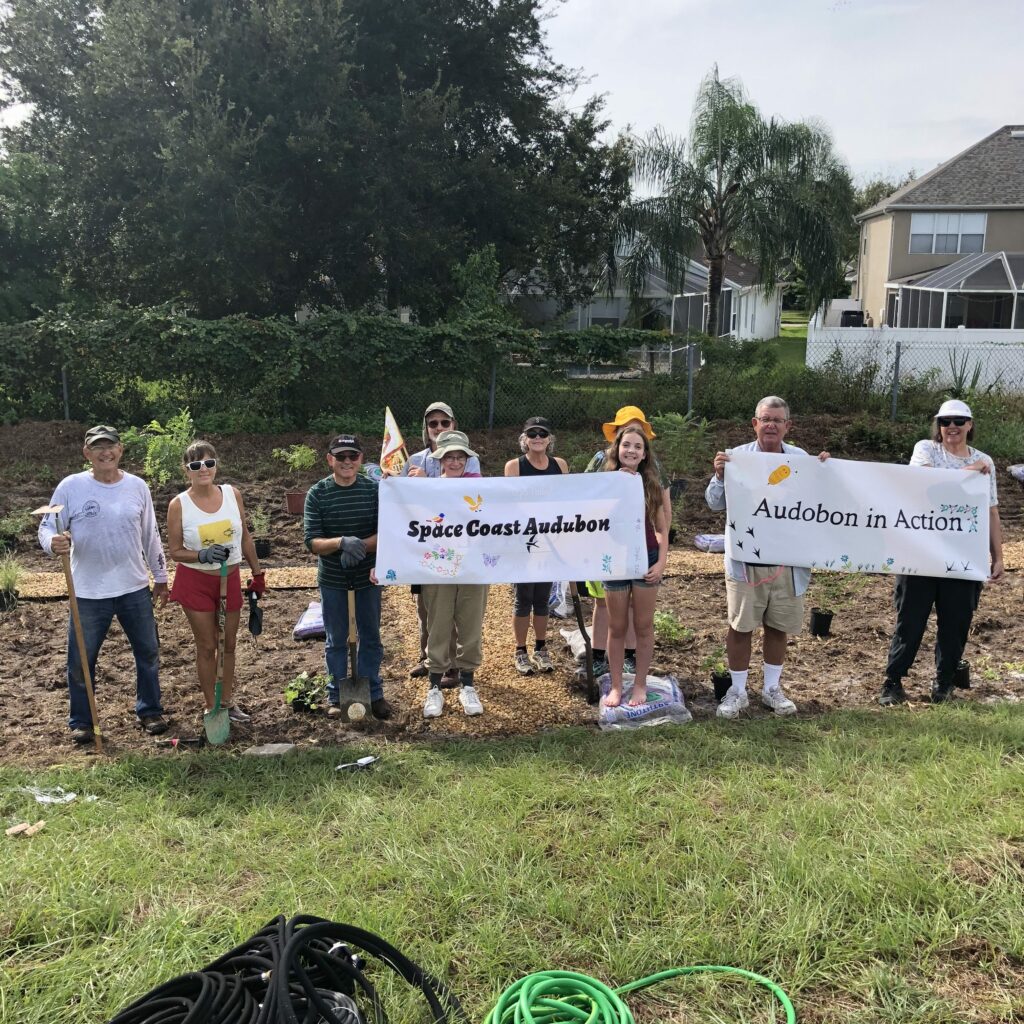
[423, 688, 444, 719]
[761, 687, 797, 716]
[717, 689, 749, 720]
[459, 686, 483, 716]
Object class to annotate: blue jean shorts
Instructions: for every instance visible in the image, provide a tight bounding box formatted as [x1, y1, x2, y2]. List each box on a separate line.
[604, 550, 660, 591]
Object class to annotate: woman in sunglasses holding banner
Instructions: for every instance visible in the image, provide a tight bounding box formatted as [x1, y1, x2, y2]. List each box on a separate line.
[880, 400, 1003, 707]
[167, 441, 265, 723]
[504, 417, 569, 675]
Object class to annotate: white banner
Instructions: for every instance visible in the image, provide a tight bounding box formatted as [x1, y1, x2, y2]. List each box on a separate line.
[724, 451, 990, 581]
[376, 474, 648, 584]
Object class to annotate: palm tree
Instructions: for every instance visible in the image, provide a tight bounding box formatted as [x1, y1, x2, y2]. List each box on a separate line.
[608, 67, 855, 339]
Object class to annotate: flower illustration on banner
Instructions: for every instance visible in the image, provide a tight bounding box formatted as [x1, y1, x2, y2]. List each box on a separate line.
[385, 569, 397, 582]
[879, 557, 895, 573]
[940, 502, 979, 533]
[421, 546, 463, 578]
[601, 554, 612, 573]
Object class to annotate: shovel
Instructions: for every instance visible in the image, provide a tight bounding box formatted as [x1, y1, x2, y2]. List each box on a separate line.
[569, 581, 598, 704]
[32, 505, 104, 753]
[335, 590, 373, 724]
[203, 561, 231, 745]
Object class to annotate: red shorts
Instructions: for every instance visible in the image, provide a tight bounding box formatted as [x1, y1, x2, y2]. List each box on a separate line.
[170, 563, 243, 612]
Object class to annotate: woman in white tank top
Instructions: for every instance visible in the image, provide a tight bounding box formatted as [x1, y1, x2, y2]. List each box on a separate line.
[167, 440, 264, 723]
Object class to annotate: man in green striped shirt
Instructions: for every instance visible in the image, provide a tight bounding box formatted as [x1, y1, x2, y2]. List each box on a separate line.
[304, 434, 392, 719]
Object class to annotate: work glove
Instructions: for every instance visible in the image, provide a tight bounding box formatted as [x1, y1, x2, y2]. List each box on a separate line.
[197, 543, 231, 564]
[245, 573, 266, 595]
[339, 536, 367, 560]
[339, 551, 361, 568]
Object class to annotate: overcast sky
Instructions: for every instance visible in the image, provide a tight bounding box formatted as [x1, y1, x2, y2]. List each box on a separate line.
[543, 0, 1023, 183]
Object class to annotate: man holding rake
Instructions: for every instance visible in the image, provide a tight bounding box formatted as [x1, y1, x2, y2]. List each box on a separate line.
[38, 424, 169, 745]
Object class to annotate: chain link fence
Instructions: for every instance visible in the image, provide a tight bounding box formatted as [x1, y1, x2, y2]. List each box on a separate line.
[807, 329, 1024, 419]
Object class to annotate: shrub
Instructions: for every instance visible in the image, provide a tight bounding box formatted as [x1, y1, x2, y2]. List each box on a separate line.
[272, 444, 318, 473]
[119, 409, 195, 485]
[653, 610, 694, 644]
[0, 553, 23, 595]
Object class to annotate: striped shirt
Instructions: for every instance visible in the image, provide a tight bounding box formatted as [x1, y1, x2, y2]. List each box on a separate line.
[303, 475, 378, 590]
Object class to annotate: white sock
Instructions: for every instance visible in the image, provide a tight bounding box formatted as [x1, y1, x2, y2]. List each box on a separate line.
[727, 669, 748, 697]
[763, 663, 783, 693]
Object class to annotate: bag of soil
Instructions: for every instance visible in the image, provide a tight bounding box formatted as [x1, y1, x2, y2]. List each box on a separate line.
[292, 600, 326, 640]
[598, 672, 692, 730]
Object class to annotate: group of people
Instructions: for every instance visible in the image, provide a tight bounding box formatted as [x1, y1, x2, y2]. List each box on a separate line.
[37, 392, 1003, 743]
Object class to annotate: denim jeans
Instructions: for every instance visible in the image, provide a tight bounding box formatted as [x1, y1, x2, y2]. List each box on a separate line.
[67, 586, 163, 729]
[320, 585, 384, 701]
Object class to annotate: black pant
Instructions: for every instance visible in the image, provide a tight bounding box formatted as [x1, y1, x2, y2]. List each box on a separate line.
[885, 575, 981, 684]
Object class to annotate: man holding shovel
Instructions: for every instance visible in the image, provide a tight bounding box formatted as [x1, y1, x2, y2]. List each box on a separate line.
[304, 434, 393, 720]
[37, 424, 169, 744]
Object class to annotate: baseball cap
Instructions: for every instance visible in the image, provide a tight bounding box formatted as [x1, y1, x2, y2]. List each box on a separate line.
[328, 434, 362, 455]
[84, 424, 121, 445]
[934, 399, 972, 419]
[523, 416, 553, 433]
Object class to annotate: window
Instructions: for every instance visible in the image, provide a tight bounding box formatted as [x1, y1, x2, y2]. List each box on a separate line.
[909, 212, 986, 254]
[590, 316, 619, 328]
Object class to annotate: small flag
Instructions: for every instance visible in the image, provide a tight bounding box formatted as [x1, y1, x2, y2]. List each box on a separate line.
[381, 406, 407, 474]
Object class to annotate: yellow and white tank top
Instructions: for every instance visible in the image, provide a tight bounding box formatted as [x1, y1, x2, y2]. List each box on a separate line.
[178, 486, 243, 571]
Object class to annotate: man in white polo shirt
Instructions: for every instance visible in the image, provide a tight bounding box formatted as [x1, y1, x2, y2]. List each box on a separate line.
[38, 424, 169, 744]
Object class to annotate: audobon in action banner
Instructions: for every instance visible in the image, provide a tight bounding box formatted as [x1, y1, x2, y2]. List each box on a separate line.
[724, 451, 990, 581]
[376, 474, 647, 584]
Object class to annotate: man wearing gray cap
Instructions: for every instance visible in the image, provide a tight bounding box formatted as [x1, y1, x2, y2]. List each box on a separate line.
[304, 433, 392, 719]
[38, 424, 169, 743]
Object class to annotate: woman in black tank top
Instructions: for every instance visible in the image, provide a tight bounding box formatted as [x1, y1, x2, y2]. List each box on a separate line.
[503, 417, 570, 676]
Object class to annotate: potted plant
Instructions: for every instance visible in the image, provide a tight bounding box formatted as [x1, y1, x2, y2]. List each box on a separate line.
[701, 644, 730, 702]
[250, 505, 272, 559]
[0, 553, 23, 612]
[284, 671, 329, 713]
[273, 444, 318, 514]
[809, 569, 868, 637]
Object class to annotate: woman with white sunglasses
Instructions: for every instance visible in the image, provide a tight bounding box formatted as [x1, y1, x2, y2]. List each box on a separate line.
[167, 440, 265, 723]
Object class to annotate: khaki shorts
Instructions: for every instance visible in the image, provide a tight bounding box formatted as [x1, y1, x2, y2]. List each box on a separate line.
[725, 566, 804, 635]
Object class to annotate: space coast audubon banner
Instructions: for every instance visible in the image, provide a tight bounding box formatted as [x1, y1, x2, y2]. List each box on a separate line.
[375, 474, 648, 585]
[723, 451, 991, 582]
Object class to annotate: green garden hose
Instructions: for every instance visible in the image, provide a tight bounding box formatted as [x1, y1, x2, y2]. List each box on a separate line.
[484, 966, 796, 1024]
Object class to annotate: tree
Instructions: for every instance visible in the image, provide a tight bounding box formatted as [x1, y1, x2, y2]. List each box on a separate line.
[0, 153, 65, 321]
[0, 0, 629, 319]
[856, 171, 917, 214]
[609, 67, 855, 337]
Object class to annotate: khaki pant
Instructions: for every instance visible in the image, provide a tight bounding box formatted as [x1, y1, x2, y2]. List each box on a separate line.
[416, 590, 457, 668]
[422, 584, 489, 674]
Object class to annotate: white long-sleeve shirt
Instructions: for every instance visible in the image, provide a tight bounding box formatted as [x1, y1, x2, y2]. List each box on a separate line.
[37, 471, 168, 599]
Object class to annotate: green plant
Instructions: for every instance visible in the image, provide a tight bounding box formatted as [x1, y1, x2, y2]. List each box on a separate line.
[0, 509, 33, 548]
[249, 505, 271, 539]
[700, 643, 727, 675]
[119, 408, 195, 485]
[649, 411, 715, 477]
[283, 671, 329, 710]
[0, 553, 23, 594]
[272, 444, 318, 473]
[811, 569, 869, 615]
[947, 349, 1004, 400]
[653, 610, 694, 644]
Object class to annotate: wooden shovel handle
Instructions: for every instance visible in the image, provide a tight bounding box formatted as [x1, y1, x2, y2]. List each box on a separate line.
[61, 551, 103, 752]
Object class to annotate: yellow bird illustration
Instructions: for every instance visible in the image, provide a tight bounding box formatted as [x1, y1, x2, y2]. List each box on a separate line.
[463, 494, 483, 512]
[767, 464, 791, 486]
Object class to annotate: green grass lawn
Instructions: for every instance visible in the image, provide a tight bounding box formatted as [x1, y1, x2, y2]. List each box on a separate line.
[3, 709, 1023, 1023]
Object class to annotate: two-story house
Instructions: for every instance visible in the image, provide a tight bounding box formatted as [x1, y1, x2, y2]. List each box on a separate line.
[855, 124, 1024, 331]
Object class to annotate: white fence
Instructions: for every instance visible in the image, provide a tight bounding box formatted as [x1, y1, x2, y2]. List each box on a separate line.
[807, 322, 1024, 391]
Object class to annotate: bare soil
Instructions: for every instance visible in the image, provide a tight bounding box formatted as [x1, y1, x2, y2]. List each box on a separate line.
[2, 420, 1023, 767]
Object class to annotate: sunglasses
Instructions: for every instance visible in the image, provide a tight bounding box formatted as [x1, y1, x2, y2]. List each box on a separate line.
[427, 418, 452, 429]
[937, 417, 970, 427]
[525, 429, 550, 439]
[441, 451, 468, 460]
[332, 450, 361, 461]
[186, 458, 217, 471]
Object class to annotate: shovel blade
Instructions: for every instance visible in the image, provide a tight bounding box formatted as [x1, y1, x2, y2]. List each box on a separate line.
[204, 680, 231, 745]
[336, 677, 373, 724]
